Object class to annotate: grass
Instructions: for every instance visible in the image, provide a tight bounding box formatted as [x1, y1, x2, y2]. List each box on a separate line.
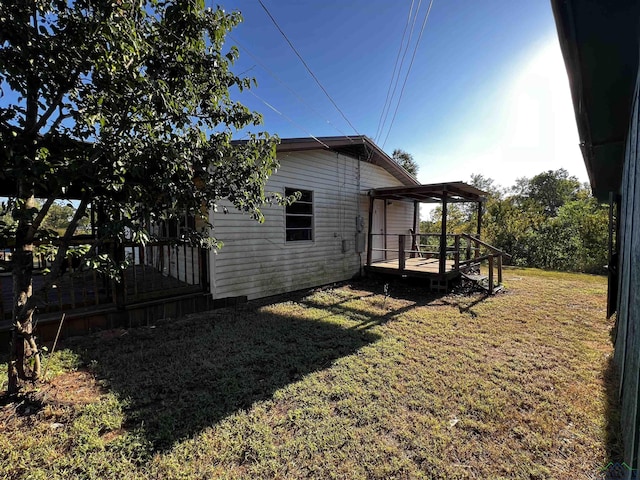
[0, 267, 619, 479]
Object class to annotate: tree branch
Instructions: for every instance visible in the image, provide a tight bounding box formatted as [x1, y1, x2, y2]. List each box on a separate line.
[27, 194, 57, 239]
[31, 73, 80, 134]
[47, 106, 73, 133]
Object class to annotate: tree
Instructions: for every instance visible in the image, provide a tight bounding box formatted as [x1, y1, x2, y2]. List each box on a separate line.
[391, 149, 419, 177]
[511, 169, 581, 217]
[40, 201, 90, 236]
[482, 171, 608, 272]
[1, 1, 281, 393]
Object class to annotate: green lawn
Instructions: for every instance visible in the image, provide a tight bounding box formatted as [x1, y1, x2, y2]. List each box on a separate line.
[0, 268, 619, 479]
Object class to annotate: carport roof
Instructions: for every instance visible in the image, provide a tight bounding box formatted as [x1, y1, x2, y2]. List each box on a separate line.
[368, 181, 487, 203]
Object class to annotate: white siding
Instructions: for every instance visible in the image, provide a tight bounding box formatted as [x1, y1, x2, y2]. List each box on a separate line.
[359, 162, 415, 262]
[385, 200, 415, 260]
[209, 150, 415, 300]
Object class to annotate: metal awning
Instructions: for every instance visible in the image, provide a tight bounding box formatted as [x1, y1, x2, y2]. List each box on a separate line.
[551, 0, 639, 202]
[368, 181, 487, 203]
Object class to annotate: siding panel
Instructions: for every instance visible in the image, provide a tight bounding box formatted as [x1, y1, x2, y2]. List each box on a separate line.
[616, 65, 640, 472]
[210, 150, 414, 300]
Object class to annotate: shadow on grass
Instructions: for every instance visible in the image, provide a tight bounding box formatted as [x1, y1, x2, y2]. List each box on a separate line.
[350, 276, 444, 304]
[347, 275, 492, 318]
[298, 277, 450, 332]
[438, 293, 490, 318]
[62, 300, 380, 452]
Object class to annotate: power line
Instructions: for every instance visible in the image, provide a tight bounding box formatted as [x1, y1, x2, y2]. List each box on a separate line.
[376, 0, 424, 144]
[151, 4, 347, 146]
[228, 33, 355, 141]
[257, 0, 361, 136]
[374, 0, 416, 142]
[247, 89, 331, 149]
[381, 0, 435, 149]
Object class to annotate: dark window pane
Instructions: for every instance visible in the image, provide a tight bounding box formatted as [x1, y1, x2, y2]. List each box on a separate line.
[286, 202, 313, 215]
[286, 229, 313, 241]
[286, 215, 313, 229]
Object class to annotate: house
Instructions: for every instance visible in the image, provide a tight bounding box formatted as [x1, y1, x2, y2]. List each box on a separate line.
[1, 135, 503, 346]
[552, 0, 640, 473]
[209, 136, 503, 301]
[0, 135, 420, 343]
[208, 136, 419, 302]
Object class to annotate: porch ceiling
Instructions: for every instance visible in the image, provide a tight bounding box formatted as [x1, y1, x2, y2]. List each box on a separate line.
[368, 181, 487, 203]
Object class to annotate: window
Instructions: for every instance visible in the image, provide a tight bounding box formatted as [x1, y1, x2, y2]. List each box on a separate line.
[285, 188, 313, 242]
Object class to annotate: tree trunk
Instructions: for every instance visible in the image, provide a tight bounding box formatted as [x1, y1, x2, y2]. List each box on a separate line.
[7, 194, 40, 394]
[7, 4, 43, 394]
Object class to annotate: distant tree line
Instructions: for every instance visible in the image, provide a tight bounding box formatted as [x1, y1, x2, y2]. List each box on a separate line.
[421, 169, 609, 274]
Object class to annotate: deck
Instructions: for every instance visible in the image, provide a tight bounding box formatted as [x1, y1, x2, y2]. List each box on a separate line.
[0, 264, 203, 323]
[0, 243, 211, 348]
[365, 183, 511, 293]
[365, 233, 510, 293]
[368, 257, 459, 278]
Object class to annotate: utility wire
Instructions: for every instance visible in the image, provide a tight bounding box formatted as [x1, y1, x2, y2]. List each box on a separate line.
[374, 0, 416, 142]
[381, 0, 435, 149]
[376, 0, 424, 143]
[257, 0, 361, 136]
[247, 89, 331, 149]
[376, 0, 424, 144]
[229, 33, 355, 141]
[153, 5, 348, 148]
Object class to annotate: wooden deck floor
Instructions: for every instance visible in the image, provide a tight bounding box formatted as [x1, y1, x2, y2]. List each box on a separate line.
[367, 257, 459, 278]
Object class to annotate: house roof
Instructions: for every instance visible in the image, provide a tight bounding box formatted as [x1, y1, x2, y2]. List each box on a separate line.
[551, 0, 640, 202]
[368, 181, 487, 203]
[276, 136, 420, 187]
[2, 135, 417, 199]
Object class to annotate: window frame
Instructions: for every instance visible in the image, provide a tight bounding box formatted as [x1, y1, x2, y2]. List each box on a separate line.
[285, 187, 314, 243]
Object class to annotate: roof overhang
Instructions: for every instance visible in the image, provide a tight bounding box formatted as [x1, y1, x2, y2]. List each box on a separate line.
[551, 0, 640, 202]
[368, 181, 487, 203]
[276, 136, 420, 187]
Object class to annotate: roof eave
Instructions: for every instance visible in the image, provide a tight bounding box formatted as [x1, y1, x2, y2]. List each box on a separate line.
[276, 136, 419, 187]
[551, 0, 639, 202]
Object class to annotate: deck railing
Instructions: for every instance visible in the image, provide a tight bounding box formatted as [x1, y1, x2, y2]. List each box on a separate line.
[0, 238, 206, 322]
[367, 232, 511, 292]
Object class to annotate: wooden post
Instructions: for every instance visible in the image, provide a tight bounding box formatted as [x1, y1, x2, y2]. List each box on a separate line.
[366, 196, 374, 266]
[412, 200, 419, 258]
[200, 247, 209, 290]
[383, 200, 388, 260]
[488, 255, 494, 293]
[477, 201, 483, 238]
[466, 236, 471, 261]
[113, 240, 126, 310]
[439, 193, 448, 275]
[454, 235, 460, 271]
[399, 235, 405, 272]
[497, 254, 503, 285]
[606, 192, 620, 318]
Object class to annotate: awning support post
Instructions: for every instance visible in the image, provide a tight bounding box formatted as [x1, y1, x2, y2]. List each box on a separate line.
[439, 193, 448, 275]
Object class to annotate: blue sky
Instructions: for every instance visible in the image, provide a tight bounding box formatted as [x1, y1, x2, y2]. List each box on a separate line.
[220, 0, 586, 190]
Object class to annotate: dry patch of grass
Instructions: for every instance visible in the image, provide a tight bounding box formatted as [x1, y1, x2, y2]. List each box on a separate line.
[0, 268, 618, 479]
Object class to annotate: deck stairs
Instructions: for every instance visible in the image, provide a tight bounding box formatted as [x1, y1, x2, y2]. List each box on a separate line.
[460, 268, 504, 294]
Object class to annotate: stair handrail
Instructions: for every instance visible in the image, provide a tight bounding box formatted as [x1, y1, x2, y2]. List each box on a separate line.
[461, 234, 512, 261]
[458, 234, 510, 293]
